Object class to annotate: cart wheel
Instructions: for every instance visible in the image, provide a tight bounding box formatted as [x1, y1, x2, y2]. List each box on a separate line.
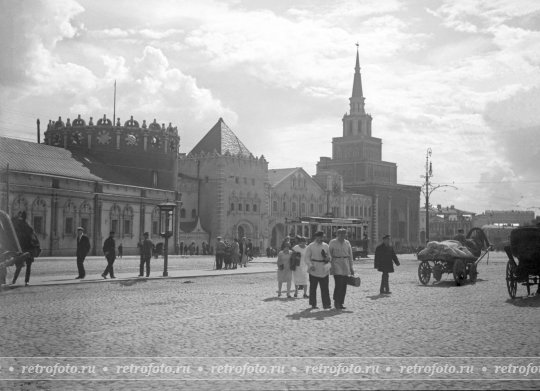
[469, 263, 478, 284]
[418, 261, 431, 285]
[506, 260, 517, 299]
[453, 259, 466, 286]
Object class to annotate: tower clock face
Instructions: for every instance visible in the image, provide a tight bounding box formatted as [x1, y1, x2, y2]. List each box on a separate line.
[97, 130, 111, 145]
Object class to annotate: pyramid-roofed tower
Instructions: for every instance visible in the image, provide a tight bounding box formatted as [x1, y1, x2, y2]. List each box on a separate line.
[189, 118, 252, 157]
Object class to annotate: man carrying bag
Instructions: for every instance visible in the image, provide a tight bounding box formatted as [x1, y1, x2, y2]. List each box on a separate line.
[329, 228, 356, 310]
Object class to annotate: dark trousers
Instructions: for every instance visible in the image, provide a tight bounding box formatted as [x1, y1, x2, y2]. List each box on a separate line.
[140, 256, 151, 277]
[309, 274, 330, 308]
[216, 254, 224, 270]
[13, 259, 32, 284]
[103, 256, 116, 278]
[333, 275, 348, 308]
[76, 256, 86, 278]
[380, 272, 389, 293]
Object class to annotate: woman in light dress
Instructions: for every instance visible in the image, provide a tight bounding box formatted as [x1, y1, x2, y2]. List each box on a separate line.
[292, 236, 309, 298]
[277, 240, 293, 298]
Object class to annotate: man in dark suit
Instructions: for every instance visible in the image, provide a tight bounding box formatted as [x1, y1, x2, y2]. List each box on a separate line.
[374, 234, 400, 294]
[11, 211, 40, 286]
[102, 231, 116, 279]
[139, 232, 154, 277]
[75, 227, 91, 279]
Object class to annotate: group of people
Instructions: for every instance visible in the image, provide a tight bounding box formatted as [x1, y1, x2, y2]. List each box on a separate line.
[214, 236, 253, 270]
[276, 230, 400, 310]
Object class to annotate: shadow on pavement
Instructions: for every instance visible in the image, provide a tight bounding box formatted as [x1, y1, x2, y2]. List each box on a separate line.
[262, 296, 296, 302]
[506, 294, 540, 307]
[113, 279, 148, 287]
[366, 294, 390, 300]
[286, 308, 352, 321]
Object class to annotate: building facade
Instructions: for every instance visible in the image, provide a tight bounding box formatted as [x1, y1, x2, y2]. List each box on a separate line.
[315, 50, 421, 249]
[419, 205, 475, 243]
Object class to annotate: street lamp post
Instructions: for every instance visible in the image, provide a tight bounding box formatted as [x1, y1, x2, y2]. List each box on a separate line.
[158, 201, 176, 277]
[420, 148, 457, 243]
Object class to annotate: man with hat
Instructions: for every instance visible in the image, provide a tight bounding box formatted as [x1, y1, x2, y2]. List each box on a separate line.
[75, 226, 91, 279]
[215, 236, 226, 270]
[139, 232, 154, 277]
[374, 234, 400, 294]
[305, 231, 331, 309]
[329, 228, 354, 310]
[453, 229, 466, 246]
[102, 231, 116, 279]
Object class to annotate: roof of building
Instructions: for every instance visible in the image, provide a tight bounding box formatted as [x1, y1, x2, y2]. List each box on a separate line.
[189, 118, 252, 157]
[0, 137, 102, 181]
[268, 168, 300, 187]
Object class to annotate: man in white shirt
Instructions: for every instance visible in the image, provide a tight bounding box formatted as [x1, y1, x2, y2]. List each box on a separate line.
[329, 228, 354, 310]
[305, 231, 331, 309]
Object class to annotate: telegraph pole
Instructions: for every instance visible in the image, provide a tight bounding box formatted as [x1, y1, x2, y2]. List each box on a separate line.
[420, 148, 457, 243]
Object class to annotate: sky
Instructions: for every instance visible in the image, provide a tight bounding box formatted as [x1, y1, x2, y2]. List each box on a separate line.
[0, 0, 539, 215]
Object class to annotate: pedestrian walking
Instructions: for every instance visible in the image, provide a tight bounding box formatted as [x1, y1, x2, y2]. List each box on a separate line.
[139, 232, 154, 277]
[102, 231, 116, 279]
[329, 228, 355, 310]
[292, 236, 309, 298]
[277, 240, 293, 298]
[305, 231, 331, 309]
[75, 227, 91, 279]
[231, 238, 240, 269]
[117, 243, 123, 258]
[215, 236, 225, 270]
[11, 211, 40, 287]
[374, 234, 400, 294]
[239, 237, 248, 267]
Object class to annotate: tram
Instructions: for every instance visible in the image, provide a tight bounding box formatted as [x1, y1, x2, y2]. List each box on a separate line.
[285, 216, 368, 246]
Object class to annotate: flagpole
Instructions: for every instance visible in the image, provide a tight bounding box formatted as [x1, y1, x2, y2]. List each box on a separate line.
[113, 80, 117, 126]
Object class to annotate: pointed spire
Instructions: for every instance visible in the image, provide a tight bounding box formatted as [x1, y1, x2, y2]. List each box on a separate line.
[349, 43, 365, 114]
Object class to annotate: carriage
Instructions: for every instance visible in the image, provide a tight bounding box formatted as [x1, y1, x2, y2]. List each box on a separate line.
[0, 210, 32, 282]
[505, 226, 540, 299]
[417, 228, 491, 286]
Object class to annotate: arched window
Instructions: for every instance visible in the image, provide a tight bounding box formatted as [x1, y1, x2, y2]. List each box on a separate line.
[292, 202, 297, 213]
[346, 206, 350, 216]
[180, 208, 186, 218]
[31, 197, 47, 236]
[238, 203, 242, 211]
[292, 178, 296, 188]
[272, 201, 278, 214]
[231, 203, 235, 211]
[283, 201, 286, 212]
[310, 203, 314, 214]
[12, 195, 28, 218]
[110, 204, 121, 234]
[79, 201, 92, 234]
[123, 205, 134, 237]
[64, 200, 77, 236]
[246, 204, 250, 212]
[152, 171, 158, 188]
[301, 203, 305, 214]
[151, 207, 160, 236]
[191, 209, 197, 218]
[253, 204, 257, 212]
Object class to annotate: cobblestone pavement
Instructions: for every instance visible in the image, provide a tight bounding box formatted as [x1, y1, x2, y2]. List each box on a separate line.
[1, 253, 539, 390]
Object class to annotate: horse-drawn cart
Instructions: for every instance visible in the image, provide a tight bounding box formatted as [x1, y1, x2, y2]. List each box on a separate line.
[0, 210, 32, 285]
[417, 228, 491, 286]
[505, 226, 540, 299]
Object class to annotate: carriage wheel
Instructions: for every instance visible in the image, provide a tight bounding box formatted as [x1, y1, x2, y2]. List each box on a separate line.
[468, 263, 478, 284]
[453, 259, 466, 286]
[418, 261, 431, 285]
[506, 260, 517, 299]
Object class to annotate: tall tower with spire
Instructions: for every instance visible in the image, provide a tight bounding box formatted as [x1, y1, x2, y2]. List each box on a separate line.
[315, 47, 421, 248]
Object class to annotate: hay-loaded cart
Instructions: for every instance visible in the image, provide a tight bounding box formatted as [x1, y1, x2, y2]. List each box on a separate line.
[505, 226, 540, 299]
[417, 228, 491, 286]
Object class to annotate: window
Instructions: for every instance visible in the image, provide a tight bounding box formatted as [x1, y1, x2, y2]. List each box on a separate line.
[152, 171, 158, 187]
[65, 217, 73, 235]
[205, 176, 209, 183]
[273, 201, 278, 214]
[292, 178, 296, 188]
[243, 177, 247, 184]
[310, 203, 314, 213]
[231, 203, 235, 211]
[235, 177, 239, 184]
[301, 203, 305, 214]
[253, 204, 257, 212]
[33, 216, 43, 235]
[123, 206, 134, 237]
[292, 202, 297, 213]
[124, 219, 131, 235]
[191, 209, 197, 218]
[111, 219, 118, 234]
[346, 206, 350, 216]
[319, 204, 323, 214]
[81, 217, 89, 233]
[238, 203, 242, 211]
[246, 204, 250, 212]
[152, 221, 159, 236]
[283, 202, 286, 212]
[180, 208, 186, 218]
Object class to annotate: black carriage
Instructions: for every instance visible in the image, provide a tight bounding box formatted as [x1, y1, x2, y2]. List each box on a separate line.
[417, 228, 491, 286]
[505, 226, 540, 299]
